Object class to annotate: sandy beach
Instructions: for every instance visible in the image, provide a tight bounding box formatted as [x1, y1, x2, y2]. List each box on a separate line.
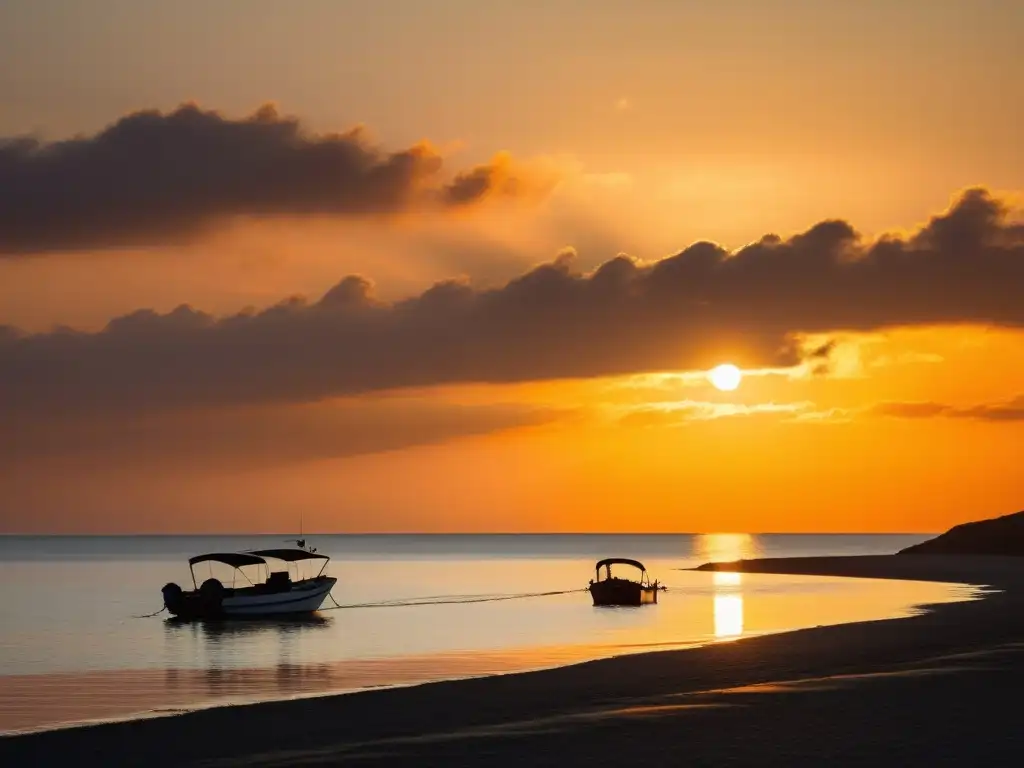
[3, 553, 1023, 767]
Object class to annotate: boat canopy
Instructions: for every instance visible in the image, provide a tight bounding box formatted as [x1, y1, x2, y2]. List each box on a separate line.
[249, 548, 329, 562]
[595, 558, 646, 573]
[189, 552, 267, 568]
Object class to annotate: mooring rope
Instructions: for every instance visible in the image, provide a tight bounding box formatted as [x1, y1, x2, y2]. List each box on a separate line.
[131, 605, 168, 619]
[132, 588, 589, 619]
[320, 588, 590, 611]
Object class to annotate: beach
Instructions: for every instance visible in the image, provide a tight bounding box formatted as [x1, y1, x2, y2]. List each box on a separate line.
[3, 553, 1023, 766]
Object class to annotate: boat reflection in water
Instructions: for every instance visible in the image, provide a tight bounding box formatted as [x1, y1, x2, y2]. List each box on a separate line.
[165, 614, 333, 638]
[162, 615, 336, 702]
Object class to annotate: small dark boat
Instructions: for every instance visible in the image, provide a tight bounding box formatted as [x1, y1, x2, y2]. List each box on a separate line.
[588, 558, 661, 606]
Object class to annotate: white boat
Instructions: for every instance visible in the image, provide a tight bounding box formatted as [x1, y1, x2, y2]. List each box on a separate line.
[161, 547, 337, 619]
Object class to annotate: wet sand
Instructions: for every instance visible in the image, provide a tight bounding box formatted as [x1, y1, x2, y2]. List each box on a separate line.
[3, 554, 1024, 766]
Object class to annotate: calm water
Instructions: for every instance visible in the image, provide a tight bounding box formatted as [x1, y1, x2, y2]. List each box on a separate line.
[0, 534, 977, 734]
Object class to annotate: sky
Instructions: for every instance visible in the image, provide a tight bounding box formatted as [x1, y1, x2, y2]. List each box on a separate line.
[1, 0, 1023, 533]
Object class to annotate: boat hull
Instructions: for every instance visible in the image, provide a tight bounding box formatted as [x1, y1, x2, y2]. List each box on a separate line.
[222, 577, 337, 616]
[165, 576, 337, 620]
[589, 580, 658, 606]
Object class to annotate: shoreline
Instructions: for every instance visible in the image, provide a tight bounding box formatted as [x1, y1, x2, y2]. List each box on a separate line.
[0, 566, 969, 737]
[4, 554, 1024, 765]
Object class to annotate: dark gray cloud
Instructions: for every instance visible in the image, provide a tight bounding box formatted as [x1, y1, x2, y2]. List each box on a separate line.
[1, 187, 1023, 419]
[0, 399, 561, 473]
[873, 395, 1024, 422]
[0, 103, 538, 254]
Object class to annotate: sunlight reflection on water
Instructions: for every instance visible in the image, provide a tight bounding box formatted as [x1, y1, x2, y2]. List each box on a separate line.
[0, 533, 978, 733]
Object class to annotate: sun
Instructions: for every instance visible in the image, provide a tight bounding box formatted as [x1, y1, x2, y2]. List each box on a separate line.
[708, 363, 742, 392]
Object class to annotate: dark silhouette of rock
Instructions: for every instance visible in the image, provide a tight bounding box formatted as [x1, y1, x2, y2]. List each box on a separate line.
[898, 510, 1024, 556]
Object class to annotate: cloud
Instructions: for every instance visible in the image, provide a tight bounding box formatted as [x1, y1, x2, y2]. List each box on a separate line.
[0, 398, 561, 473]
[2, 187, 1024, 418]
[872, 401, 952, 419]
[0, 103, 554, 254]
[621, 392, 1024, 428]
[790, 407, 855, 424]
[441, 150, 559, 207]
[868, 351, 945, 368]
[609, 366, 803, 401]
[871, 395, 1024, 422]
[618, 400, 813, 427]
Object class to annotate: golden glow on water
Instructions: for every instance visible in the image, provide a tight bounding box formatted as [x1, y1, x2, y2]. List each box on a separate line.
[713, 571, 742, 587]
[0, 539, 980, 734]
[714, 594, 744, 638]
[694, 533, 758, 564]
[712, 570, 744, 638]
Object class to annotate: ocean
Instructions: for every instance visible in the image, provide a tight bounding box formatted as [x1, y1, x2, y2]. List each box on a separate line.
[0, 533, 977, 734]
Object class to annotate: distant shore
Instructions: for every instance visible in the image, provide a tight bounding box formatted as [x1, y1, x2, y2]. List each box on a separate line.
[689, 551, 1024, 587]
[4, 554, 1024, 766]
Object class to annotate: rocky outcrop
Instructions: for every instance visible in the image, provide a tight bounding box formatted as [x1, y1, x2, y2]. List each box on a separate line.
[898, 510, 1024, 556]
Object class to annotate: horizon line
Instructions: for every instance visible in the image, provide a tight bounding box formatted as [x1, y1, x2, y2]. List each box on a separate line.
[0, 531, 941, 537]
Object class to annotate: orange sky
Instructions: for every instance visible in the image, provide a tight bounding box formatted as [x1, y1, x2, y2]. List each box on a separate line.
[1, 1, 1023, 533]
